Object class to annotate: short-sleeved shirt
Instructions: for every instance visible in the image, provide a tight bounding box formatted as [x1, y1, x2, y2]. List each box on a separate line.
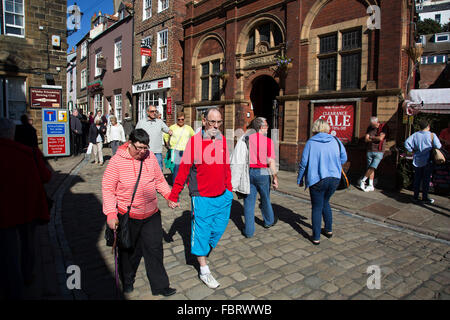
[366, 124, 388, 152]
[248, 132, 275, 168]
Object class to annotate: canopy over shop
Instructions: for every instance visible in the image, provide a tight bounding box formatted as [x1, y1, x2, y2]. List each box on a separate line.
[405, 89, 450, 115]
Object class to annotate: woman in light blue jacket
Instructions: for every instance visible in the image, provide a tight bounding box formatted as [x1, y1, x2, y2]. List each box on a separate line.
[297, 119, 347, 245]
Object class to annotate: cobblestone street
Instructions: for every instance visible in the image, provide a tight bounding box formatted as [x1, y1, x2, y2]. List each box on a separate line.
[56, 150, 450, 300]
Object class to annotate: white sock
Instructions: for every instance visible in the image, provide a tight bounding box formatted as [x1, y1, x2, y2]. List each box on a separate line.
[369, 179, 374, 186]
[200, 265, 210, 275]
[361, 177, 368, 182]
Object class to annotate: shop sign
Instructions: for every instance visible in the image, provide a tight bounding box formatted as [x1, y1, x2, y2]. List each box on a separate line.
[313, 104, 354, 143]
[167, 97, 172, 115]
[30, 87, 62, 108]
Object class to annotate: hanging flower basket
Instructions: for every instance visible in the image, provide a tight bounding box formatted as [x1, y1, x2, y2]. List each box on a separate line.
[276, 55, 292, 70]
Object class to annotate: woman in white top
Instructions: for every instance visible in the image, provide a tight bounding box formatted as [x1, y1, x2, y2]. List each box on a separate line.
[106, 116, 126, 156]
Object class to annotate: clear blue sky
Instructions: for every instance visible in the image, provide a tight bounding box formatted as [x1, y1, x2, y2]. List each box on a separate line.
[67, 0, 114, 53]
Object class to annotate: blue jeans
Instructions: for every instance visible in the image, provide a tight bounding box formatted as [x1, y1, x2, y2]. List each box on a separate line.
[154, 153, 163, 171]
[413, 162, 433, 200]
[309, 177, 340, 241]
[243, 168, 275, 237]
[172, 150, 184, 185]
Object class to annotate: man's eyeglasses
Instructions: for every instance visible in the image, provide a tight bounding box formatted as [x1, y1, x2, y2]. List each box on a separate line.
[206, 119, 223, 126]
[132, 143, 149, 151]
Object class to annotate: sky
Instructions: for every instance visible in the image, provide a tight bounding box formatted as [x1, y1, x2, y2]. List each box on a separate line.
[67, 0, 114, 53]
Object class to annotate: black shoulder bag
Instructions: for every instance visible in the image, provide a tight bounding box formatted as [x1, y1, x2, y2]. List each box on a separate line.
[105, 160, 144, 249]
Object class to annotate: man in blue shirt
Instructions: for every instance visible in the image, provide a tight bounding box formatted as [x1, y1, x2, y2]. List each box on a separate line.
[405, 119, 442, 204]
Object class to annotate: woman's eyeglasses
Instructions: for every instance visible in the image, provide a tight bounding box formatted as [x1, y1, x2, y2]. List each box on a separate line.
[132, 143, 149, 151]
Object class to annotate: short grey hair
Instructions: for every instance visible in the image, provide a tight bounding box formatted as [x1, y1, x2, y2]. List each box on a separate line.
[146, 105, 156, 111]
[0, 118, 16, 140]
[312, 118, 330, 134]
[370, 116, 379, 124]
[204, 107, 221, 119]
[252, 117, 267, 131]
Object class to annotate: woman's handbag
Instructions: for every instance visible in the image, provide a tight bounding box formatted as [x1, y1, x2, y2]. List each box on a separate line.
[105, 160, 143, 249]
[333, 137, 350, 190]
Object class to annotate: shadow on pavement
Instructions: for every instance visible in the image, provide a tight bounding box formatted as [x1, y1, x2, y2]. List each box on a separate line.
[272, 203, 311, 240]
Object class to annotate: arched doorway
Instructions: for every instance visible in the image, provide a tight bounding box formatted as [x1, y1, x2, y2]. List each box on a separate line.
[250, 75, 280, 134]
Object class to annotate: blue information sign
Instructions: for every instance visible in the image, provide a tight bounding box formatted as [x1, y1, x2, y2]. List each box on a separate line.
[44, 110, 56, 122]
[47, 124, 65, 135]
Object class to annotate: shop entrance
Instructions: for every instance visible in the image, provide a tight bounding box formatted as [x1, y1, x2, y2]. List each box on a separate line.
[250, 75, 280, 136]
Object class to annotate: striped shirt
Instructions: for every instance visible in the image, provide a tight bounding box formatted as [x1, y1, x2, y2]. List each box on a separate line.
[102, 143, 171, 221]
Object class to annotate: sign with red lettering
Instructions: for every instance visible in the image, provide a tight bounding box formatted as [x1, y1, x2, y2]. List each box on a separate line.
[158, 81, 163, 88]
[47, 137, 66, 155]
[313, 105, 354, 143]
[141, 47, 152, 57]
[167, 97, 172, 115]
[30, 87, 62, 108]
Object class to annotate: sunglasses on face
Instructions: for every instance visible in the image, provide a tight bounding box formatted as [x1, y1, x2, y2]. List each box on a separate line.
[177, 118, 185, 121]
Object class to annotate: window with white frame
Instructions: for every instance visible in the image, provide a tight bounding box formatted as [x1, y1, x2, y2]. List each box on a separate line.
[143, 0, 152, 20]
[94, 94, 103, 114]
[81, 68, 87, 88]
[114, 94, 122, 123]
[1, 77, 26, 123]
[157, 29, 168, 62]
[141, 36, 152, 66]
[158, 0, 169, 12]
[81, 41, 87, 59]
[95, 52, 102, 77]
[2, 0, 25, 37]
[137, 91, 166, 121]
[114, 40, 122, 69]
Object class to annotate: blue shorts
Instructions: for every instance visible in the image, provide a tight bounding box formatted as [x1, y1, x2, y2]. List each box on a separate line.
[367, 151, 384, 169]
[190, 189, 233, 256]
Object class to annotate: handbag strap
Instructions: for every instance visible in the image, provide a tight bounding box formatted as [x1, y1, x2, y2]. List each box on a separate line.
[333, 136, 345, 172]
[128, 160, 144, 211]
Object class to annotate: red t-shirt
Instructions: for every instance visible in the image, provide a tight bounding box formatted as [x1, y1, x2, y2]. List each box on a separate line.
[249, 132, 275, 168]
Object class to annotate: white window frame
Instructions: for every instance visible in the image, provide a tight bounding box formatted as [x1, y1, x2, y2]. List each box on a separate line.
[143, 0, 152, 20]
[157, 29, 168, 62]
[94, 94, 103, 114]
[158, 0, 169, 13]
[4, 77, 26, 123]
[81, 68, 87, 88]
[81, 41, 87, 59]
[2, 0, 25, 38]
[141, 36, 152, 67]
[114, 40, 122, 70]
[114, 94, 122, 123]
[95, 52, 102, 77]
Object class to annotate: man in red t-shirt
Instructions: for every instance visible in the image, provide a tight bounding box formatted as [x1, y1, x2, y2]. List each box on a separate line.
[439, 121, 450, 153]
[243, 117, 278, 238]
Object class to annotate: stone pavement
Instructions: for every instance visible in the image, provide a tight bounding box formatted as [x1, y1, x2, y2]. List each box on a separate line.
[29, 147, 448, 301]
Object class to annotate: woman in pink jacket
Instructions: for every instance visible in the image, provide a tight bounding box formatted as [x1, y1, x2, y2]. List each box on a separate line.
[102, 129, 178, 296]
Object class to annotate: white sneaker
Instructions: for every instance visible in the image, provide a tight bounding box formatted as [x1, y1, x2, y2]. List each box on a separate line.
[359, 180, 366, 191]
[364, 185, 375, 192]
[199, 273, 220, 289]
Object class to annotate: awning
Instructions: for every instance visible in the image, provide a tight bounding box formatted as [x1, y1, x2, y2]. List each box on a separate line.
[405, 89, 450, 115]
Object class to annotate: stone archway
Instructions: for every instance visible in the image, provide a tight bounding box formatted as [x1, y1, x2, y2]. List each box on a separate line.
[250, 75, 280, 135]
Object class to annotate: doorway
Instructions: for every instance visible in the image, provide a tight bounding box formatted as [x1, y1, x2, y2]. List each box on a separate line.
[250, 75, 280, 135]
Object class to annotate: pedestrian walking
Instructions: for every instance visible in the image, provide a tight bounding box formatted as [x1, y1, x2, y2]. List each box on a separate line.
[135, 105, 172, 170]
[14, 113, 38, 148]
[102, 129, 178, 296]
[297, 119, 347, 245]
[78, 109, 89, 150]
[94, 110, 108, 126]
[70, 109, 83, 156]
[88, 111, 95, 125]
[122, 113, 135, 140]
[168, 108, 233, 289]
[405, 119, 442, 204]
[88, 119, 107, 165]
[106, 116, 126, 156]
[0, 118, 52, 299]
[164, 111, 195, 184]
[359, 117, 388, 192]
[231, 117, 278, 238]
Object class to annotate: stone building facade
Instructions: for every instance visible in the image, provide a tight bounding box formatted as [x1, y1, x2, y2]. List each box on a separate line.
[76, 32, 90, 116]
[132, 0, 188, 125]
[182, 0, 415, 182]
[0, 0, 67, 142]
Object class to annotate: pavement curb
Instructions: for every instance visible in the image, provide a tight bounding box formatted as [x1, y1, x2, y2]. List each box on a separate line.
[273, 188, 450, 243]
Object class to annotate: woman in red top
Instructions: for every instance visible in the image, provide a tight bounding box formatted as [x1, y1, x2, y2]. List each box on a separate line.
[102, 129, 178, 296]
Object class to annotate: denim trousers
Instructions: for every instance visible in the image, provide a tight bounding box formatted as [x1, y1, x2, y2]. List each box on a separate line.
[243, 168, 275, 237]
[172, 150, 184, 185]
[154, 153, 163, 171]
[413, 162, 433, 200]
[309, 177, 340, 241]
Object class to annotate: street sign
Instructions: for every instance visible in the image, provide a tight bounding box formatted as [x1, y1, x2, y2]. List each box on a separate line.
[30, 87, 62, 108]
[42, 108, 70, 157]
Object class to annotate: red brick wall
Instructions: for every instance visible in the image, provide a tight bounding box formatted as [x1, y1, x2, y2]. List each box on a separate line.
[311, 0, 366, 29]
[419, 64, 447, 88]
